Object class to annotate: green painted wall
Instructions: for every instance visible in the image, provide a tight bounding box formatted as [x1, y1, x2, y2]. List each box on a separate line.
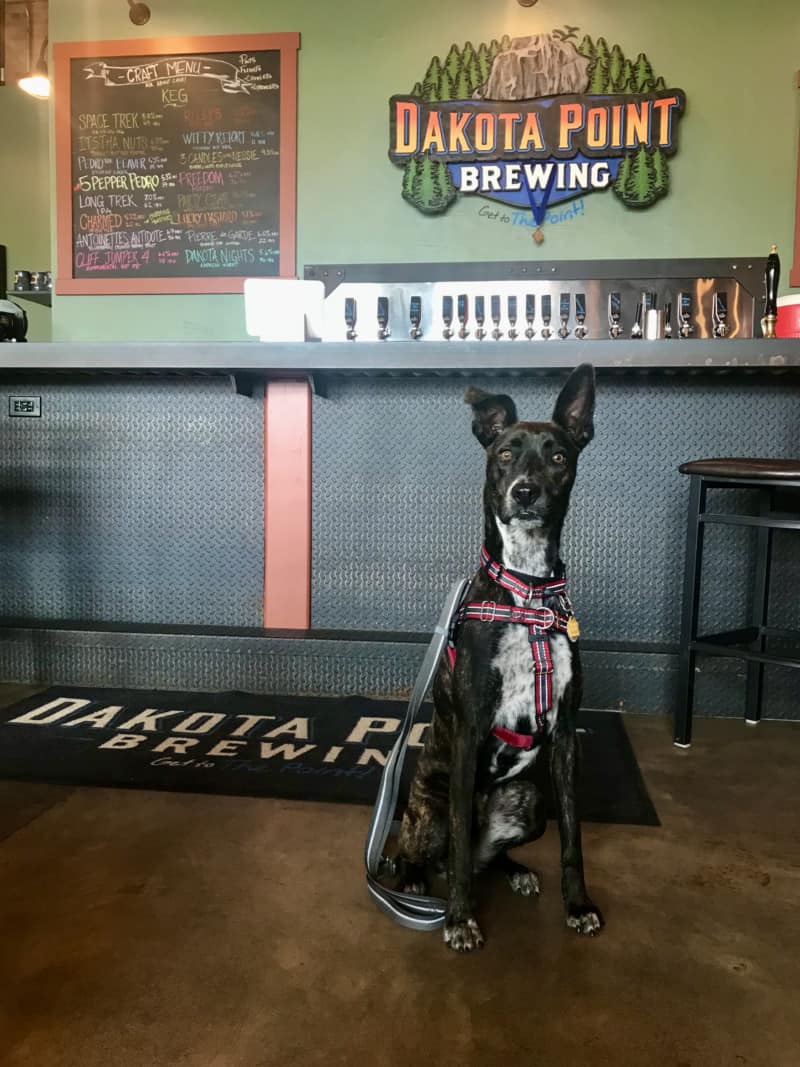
[0, 85, 51, 341]
[35, 0, 800, 339]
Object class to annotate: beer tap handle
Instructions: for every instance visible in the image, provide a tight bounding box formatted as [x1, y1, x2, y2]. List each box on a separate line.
[409, 295, 422, 339]
[762, 245, 780, 337]
[377, 296, 390, 340]
[507, 295, 518, 339]
[678, 292, 693, 338]
[631, 300, 643, 339]
[475, 295, 486, 340]
[664, 300, 673, 339]
[558, 292, 571, 339]
[574, 292, 587, 339]
[525, 293, 536, 339]
[541, 294, 552, 339]
[491, 295, 502, 340]
[713, 291, 729, 338]
[442, 295, 454, 339]
[457, 293, 469, 339]
[608, 292, 622, 338]
[345, 297, 357, 340]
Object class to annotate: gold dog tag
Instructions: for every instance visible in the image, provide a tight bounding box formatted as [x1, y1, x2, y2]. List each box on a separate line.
[567, 615, 581, 642]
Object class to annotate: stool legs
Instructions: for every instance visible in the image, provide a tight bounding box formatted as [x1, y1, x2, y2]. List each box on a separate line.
[745, 488, 774, 725]
[675, 476, 707, 747]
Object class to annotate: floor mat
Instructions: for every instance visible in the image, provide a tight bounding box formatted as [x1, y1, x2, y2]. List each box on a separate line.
[0, 687, 659, 825]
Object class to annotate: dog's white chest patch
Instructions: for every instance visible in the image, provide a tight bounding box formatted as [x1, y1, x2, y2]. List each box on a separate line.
[489, 629, 572, 780]
[491, 628, 572, 721]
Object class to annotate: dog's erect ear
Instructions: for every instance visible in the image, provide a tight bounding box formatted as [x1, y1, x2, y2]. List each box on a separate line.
[552, 363, 595, 450]
[464, 386, 518, 448]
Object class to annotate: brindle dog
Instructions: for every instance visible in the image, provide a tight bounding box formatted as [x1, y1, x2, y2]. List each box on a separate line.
[396, 364, 603, 952]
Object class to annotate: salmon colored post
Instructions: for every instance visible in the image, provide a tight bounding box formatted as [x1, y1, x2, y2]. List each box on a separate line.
[263, 380, 311, 628]
[792, 72, 800, 287]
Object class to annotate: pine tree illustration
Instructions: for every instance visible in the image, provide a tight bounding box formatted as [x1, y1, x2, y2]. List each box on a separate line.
[439, 69, 455, 101]
[477, 42, 492, 83]
[411, 156, 426, 204]
[489, 39, 501, 60]
[589, 58, 609, 95]
[624, 145, 656, 206]
[461, 41, 476, 71]
[614, 154, 632, 200]
[594, 36, 610, 66]
[620, 59, 634, 92]
[402, 158, 418, 204]
[455, 65, 471, 99]
[577, 34, 595, 59]
[608, 44, 625, 90]
[500, 34, 512, 52]
[406, 154, 453, 213]
[633, 53, 655, 93]
[651, 149, 669, 198]
[444, 43, 461, 83]
[466, 54, 482, 94]
[422, 56, 443, 101]
[654, 75, 667, 92]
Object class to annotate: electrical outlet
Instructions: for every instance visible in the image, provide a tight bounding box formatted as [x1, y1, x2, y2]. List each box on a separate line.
[8, 396, 41, 417]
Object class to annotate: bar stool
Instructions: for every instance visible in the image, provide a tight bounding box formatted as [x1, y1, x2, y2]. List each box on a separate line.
[675, 458, 800, 747]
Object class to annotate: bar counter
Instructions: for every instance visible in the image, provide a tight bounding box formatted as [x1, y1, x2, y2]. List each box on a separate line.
[1, 340, 799, 721]
[3, 337, 800, 374]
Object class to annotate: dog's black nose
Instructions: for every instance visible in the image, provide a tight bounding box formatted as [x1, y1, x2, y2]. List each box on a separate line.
[512, 485, 539, 507]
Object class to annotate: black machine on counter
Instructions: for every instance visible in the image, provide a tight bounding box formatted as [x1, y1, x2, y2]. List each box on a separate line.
[0, 300, 28, 342]
[305, 256, 776, 343]
[0, 244, 28, 342]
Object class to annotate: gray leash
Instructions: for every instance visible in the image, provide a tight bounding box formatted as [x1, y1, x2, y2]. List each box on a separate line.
[364, 577, 470, 931]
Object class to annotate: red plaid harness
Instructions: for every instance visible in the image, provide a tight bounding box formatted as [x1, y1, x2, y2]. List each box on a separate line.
[446, 545, 578, 749]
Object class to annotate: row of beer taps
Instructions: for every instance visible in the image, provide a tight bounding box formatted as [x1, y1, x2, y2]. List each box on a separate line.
[343, 290, 731, 341]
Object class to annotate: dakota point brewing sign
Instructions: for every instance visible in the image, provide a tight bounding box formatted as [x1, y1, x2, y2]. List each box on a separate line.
[388, 29, 686, 233]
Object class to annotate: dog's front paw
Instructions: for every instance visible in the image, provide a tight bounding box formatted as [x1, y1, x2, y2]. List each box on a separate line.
[443, 916, 484, 953]
[565, 901, 604, 936]
[507, 869, 540, 897]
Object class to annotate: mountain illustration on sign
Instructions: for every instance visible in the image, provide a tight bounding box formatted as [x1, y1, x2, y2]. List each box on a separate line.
[399, 28, 673, 216]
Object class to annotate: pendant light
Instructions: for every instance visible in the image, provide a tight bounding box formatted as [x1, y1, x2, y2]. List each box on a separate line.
[18, 33, 49, 99]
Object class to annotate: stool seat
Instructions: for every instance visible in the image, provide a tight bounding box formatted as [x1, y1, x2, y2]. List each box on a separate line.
[679, 458, 800, 480]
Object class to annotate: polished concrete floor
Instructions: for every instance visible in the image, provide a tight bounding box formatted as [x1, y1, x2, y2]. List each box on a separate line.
[1, 682, 799, 1067]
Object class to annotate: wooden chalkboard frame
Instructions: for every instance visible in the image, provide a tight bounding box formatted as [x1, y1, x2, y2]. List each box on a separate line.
[54, 33, 299, 294]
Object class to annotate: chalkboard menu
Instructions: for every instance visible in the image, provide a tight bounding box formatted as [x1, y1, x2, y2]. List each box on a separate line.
[54, 34, 299, 294]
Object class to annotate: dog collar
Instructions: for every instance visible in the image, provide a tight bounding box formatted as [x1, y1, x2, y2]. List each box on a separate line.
[479, 544, 567, 604]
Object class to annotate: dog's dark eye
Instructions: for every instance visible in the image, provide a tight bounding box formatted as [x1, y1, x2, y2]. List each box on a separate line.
[498, 449, 512, 461]
[552, 452, 567, 465]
